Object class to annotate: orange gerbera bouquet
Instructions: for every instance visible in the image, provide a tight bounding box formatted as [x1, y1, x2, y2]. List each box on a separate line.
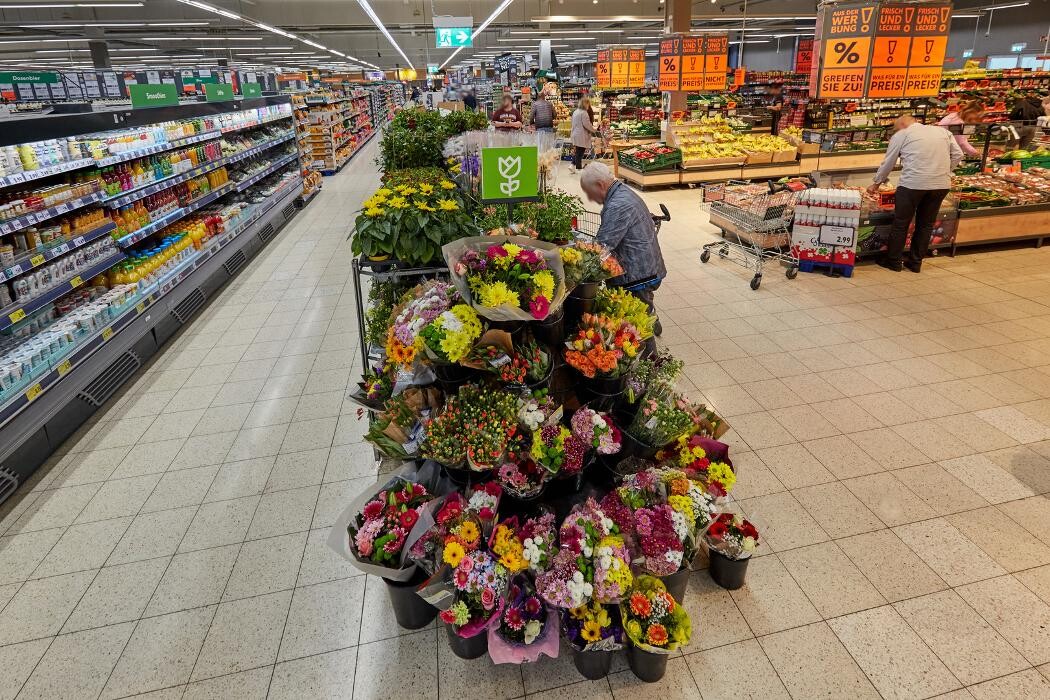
[564, 313, 642, 379]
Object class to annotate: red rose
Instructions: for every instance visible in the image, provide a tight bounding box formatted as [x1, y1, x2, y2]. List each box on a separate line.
[439, 609, 457, 625]
[707, 520, 728, 540]
[740, 520, 759, 540]
[479, 507, 494, 521]
[399, 509, 419, 529]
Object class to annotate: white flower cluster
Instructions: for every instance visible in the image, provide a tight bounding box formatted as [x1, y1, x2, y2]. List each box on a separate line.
[518, 398, 546, 431]
[663, 549, 684, 569]
[523, 536, 544, 567]
[670, 509, 690, 543]
[567, 570, 594, 606]
[437, 309, 463, 332]
[467, 490, 497, 514]
[595, 544, 614, 573]
[688, 482, 718, 528]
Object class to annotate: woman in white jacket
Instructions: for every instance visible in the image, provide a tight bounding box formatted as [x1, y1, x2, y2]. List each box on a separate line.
[570, 97, 598, 173]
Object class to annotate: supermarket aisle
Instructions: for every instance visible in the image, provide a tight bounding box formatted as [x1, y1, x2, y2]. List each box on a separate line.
[0, 138, 384, 699]
[1, 142, 1050, 700]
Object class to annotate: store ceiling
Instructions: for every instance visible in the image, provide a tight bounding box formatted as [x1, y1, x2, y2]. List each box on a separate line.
[0, 0, 1006, 73]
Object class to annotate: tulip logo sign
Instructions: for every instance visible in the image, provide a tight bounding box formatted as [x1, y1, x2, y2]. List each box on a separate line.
[481, 146, 538, 203]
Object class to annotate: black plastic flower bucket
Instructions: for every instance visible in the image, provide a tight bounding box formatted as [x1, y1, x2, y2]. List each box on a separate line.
[627, 644, 668, 683]
[445, 623, 489, 659]
[708, 549, 750, 590]
[572, 647, 614, 680]
[533, 307, 565, 348]
[565, 282, 600, 326]
[619, 430, 660, 462]
[432, 363, 476, 394]
[382, 569, 437, 630]
[659, 567, 690, 604]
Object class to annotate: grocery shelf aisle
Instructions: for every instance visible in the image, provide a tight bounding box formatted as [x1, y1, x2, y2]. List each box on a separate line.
[2, 145, 1050, 700]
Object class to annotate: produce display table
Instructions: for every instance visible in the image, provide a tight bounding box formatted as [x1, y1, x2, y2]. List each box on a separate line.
[954, 202, 1050, 251]
[618, 164, 681, 189]
[608, 138, 660, 178]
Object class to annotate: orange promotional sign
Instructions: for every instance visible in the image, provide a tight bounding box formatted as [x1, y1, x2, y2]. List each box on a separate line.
[596, 49, 611, 88]
[653, 33, 728, 93]
[813, 0, 951, 99]
[628, 48, 646, 88]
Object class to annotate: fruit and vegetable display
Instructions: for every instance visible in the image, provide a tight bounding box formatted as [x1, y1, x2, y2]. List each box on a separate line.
[669, 119, 796, 165]
[952, 168, 1050, 209]
[996, 148, 1050, 166]
[617, 143, 682, 172]
[609, 119, 660, 138]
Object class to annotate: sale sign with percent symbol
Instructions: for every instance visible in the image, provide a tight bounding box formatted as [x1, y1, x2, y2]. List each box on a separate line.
[596, 49, 612, 89]
[657, 34, 729, 92]
[812, 0, 951, 99]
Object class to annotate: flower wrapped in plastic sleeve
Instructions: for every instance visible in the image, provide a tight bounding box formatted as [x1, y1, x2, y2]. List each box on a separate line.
[442, 235, 569, 322]
[562, 601, 625, 652]
[619, 575, 691, 654]
[487, 575, 560, 664]
[326, 461, 457, 581]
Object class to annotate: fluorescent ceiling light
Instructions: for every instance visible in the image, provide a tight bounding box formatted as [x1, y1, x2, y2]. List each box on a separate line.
[953, 13, 982, 17]
[0, 2, 142, 6]
[135, 36, 264, 41]
[531, 15, 660, 22]
[496, 36, 594, 41]
[984, 1, 1028, 8]
[356, 0, 414, 69]
[692, 15, 815, 20]
[0, 38, 90, 44]
[507, 29, 624, 34]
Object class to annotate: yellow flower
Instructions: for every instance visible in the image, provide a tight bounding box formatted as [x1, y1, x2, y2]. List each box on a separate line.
[532, 270, 555, 301]
[581, 621, 603, 642]
[415, 200, 435, 212]
[440, 180, 456, 190]
[443, 541, 465, 567]
[364, 206, 384, 218]
[401, 186, 418, 196]
[503, 243, 523, 259]
[559, 247, 582, 265]
[568, 606, 588, 620]
[388, 196, 409, 210]
[419, 183, 435, 195]
[437, 199, 459, 212]
[476, 281, 520, 309]
[375, 187, 393, 198]
[457, 520, 480, 544]
[394, 185, 407, 194]
[708, 462, 736, 492]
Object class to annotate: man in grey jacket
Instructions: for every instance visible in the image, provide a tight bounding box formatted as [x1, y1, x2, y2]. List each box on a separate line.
[528, 93, 555, 132]
[580, 162, 666, 341]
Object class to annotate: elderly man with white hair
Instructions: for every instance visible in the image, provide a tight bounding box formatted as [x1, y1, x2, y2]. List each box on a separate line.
[580, 162, 666, 341]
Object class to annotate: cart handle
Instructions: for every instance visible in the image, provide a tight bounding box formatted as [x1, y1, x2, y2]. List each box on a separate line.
[654, 203, 671, 223]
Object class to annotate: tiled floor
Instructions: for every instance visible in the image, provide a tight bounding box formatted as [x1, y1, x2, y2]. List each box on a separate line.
[1, 141, 1050, 699]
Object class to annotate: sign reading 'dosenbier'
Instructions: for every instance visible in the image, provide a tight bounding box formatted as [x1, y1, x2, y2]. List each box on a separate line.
[130, 83, 179, 108]
[481, 146, 539, 203]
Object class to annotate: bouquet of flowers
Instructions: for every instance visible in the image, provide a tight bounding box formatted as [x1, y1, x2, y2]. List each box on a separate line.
[560, 241, 624, 288]
[364, 387, 443, 459]
[625, 393, 701, 450]
[497, 456, 553, 499]
[489, 575, 560, 664]
[564, 314, 642, 379]
[490, 511, 558, 575]
[408, 493, 486, 577]
[659, 434, 736, 496]
[443, 236, 568, 321]
[349, 364, 394, 412]
[594, 287, 656, 340]
[563, 601, 625, 652]
[706, 513, 760, 560]
[383, 282, 459, 368]
[530, 424, 588, 476]
[418, 303, 483, 364]
[625, 351, 683, 404]
[571, 407, 622, 456]
[537, 499, 633, 608]
[620, 576, 691, 653]
[439, 549, 510, 638]
[519, 336, 553, 385]
[420, 384, 519, 470]
[517, 390, 560, 432]
[600, 469, 685, 577]
[466, 343, 529, 384]
[347, 478, 435, 569]
[466, 481, 502, 535]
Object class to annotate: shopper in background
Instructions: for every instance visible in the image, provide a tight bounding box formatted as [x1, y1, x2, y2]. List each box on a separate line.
[767, 82, 784, 136]
[528, 90, 555, 132]
[1039, 96, 1050, 127]
[1008, 93, 1044, 149]
[580, 162, 666, 343]
[491, 94, 522, 130]
[570, 97, 598, 174]
[869, 114, 962, 273]
[462, 89, 478, 111]
[936, 101, 984, 157]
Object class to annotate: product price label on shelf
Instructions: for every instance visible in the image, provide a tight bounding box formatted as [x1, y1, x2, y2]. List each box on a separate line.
[57, 359, 72, 376]
[812, 0, 951, 99]
[8, 264, 22, 276]
[72, 236, 85, 247]
[53, 243, 68, 256]
[25, 383, 41, 402]
[8, 308, 25, 324]
[136, 301, 145, 314]
[70, 275, 82, 288]
[101, 327, 113, 341]
[819, 224, 857, 247]
[29, 254, 44, 267]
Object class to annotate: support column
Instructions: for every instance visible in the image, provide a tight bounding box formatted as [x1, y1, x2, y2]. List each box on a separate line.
[665, 0, 691, 112]
[88, 40, 111, 69]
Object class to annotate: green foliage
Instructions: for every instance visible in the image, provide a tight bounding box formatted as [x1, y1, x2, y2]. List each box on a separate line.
[377, 108, 448, 171]
[518, 190, 586, 243]
[365, 281, 402, 350]
[382, 167, 447, 189]
[443, 109, 490, 136]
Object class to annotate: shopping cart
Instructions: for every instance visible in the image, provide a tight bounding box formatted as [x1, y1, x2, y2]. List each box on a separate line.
[699, 180, 800, 290]
[574, 203, 670, 239]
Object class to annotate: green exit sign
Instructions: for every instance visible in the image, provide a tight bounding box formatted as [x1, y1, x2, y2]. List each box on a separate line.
[0, 71, 58, 85]
[205, 83, 235, 102]
[130, 84, 179, 109]
[436, 27, 471, 48]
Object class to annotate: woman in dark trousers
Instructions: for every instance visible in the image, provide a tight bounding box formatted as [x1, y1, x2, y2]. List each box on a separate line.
[570, 97, 597, 173]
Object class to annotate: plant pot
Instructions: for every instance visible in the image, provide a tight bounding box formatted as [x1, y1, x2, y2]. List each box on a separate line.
[659, 567, 691, 604]
[571, 647, 614, 680]
[533, 307, 564, 347]
[432, 363, 475, 394]
[627, 644, 668, 683]
[526, 359, 556, 393]
[445, 624, 489, 660]
[366, 255, 394, 272]
[708, 549, 750, 590]
[565, 294, 596, 327]
[486, 319, 524, 339]
[620, 430, 660, 461]
[383, 568, 438, 630]
[571, 281, 601, 301]
[586, 373, 626, 397]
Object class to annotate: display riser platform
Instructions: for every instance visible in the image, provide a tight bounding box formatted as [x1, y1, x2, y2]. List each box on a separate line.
[0, 186, 302, 492]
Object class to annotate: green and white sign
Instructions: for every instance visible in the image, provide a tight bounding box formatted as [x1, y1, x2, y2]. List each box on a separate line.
[481, 146, 539, 202]
[436, 27, 471, 48]
[130, 83, 179, 109]
[240, 82, 262, 97]
[204, 82, 235, 102]
[0, 71, 58, 84]
[427, 64, 440, 75]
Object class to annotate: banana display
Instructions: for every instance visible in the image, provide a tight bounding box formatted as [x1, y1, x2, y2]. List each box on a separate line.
[671, 117, 795, 163]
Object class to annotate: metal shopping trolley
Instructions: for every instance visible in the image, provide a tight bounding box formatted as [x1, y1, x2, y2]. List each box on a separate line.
[699, 180, 800, 291]
[573, 203, 670, 240]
